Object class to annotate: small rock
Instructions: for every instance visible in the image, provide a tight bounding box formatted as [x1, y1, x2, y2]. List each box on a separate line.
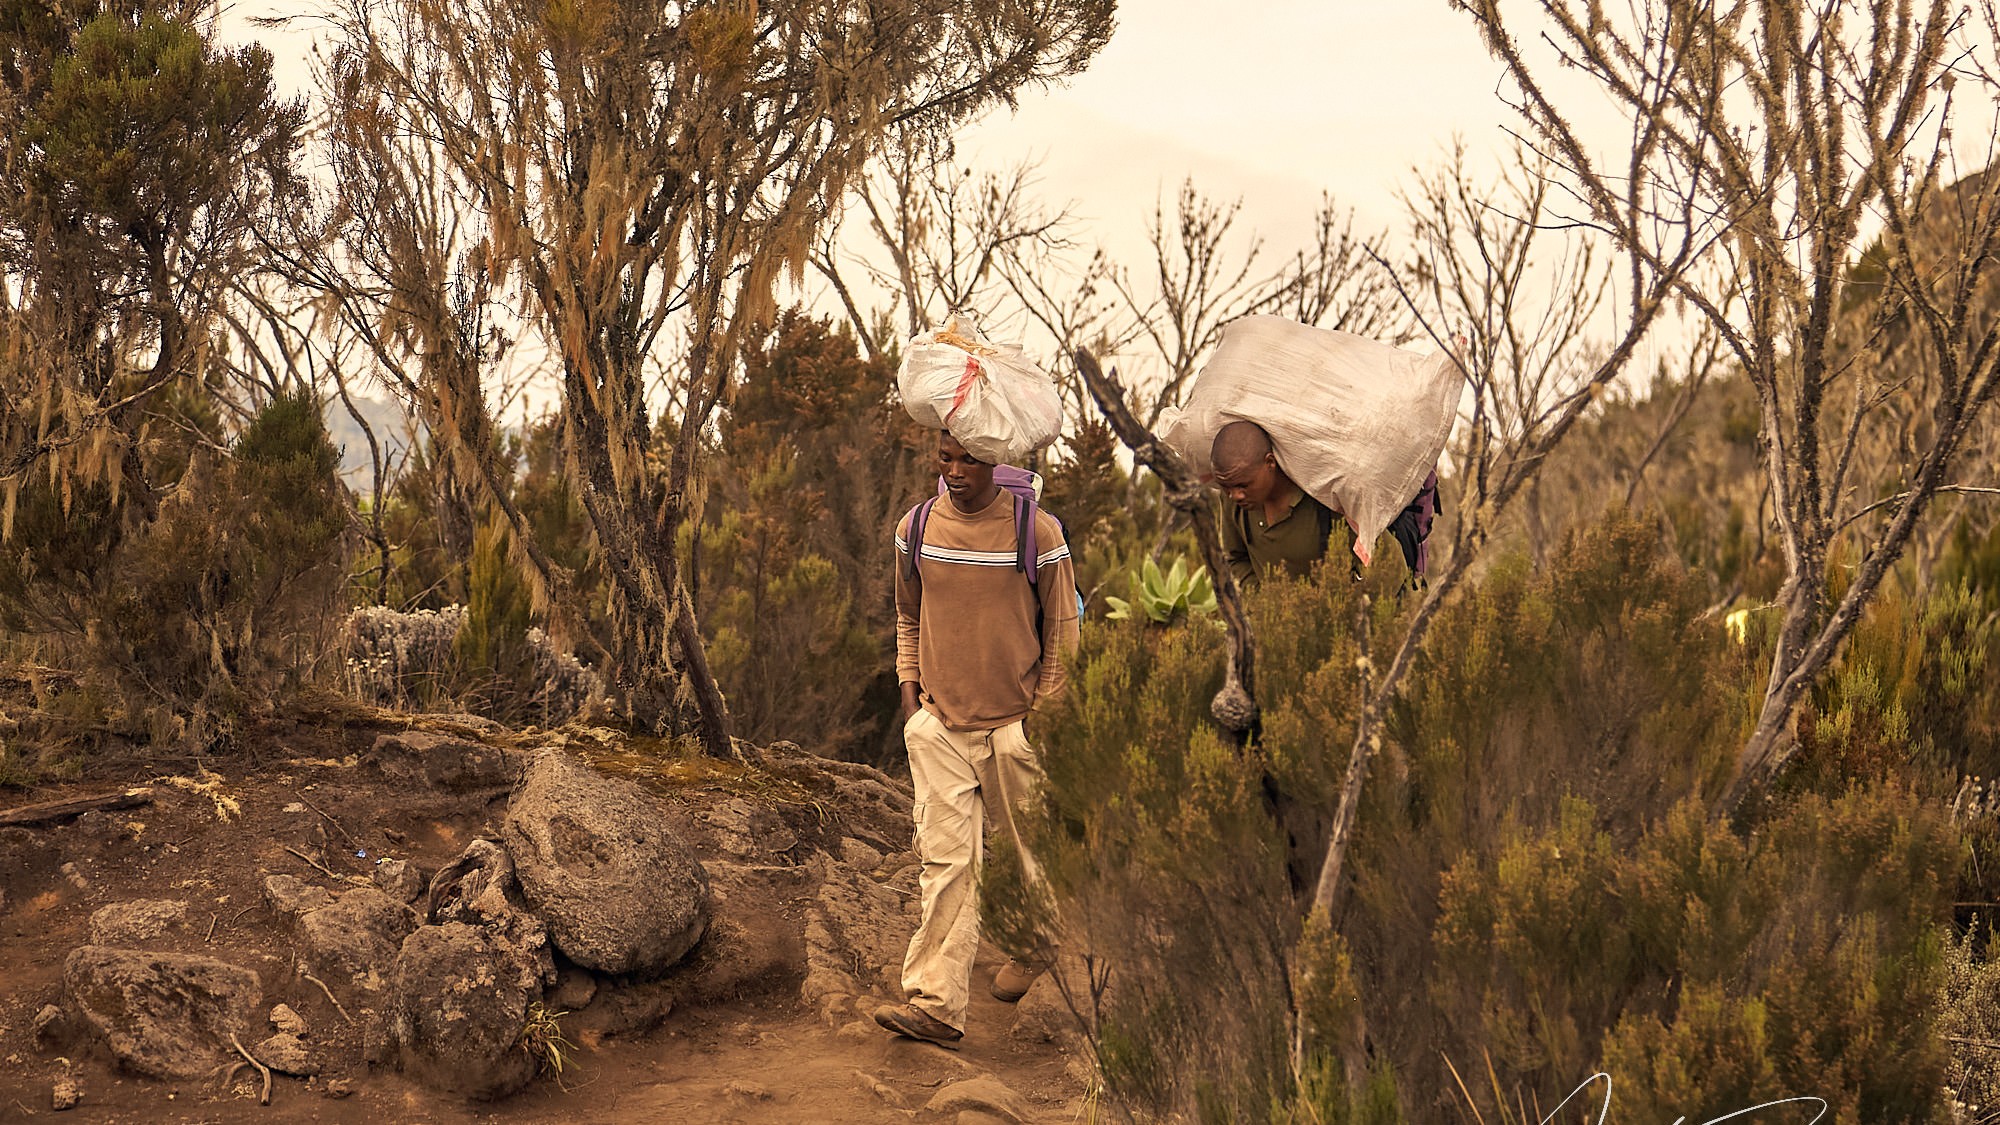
[836, 1018, 879, 1043]
[63, 946, 263, 1080]
[1008, 977, 1075, 1045]
[255, 1032, 318, 1076]
[269, 1004, 307, 1036]
[51, 1073, 81, 1111]
[384, 922, 545, 1100]
[368, 730, 518, 791]
[60, 862, 89, 890]
[925, 1076, 1033, 1123]
[853, 1068, 905, 1109]
[724, 1080, 772, 1100]
[32, 1004, 64, 1044]
[549, 966, 597, 1013]
[296, 888, 419, 990]
[323, 1077, 355, 1099]
[373, 858, 424, 904]
[263, 874, 334, 916]
[840, 838, 884, 869]
[88, 899, 190, 945]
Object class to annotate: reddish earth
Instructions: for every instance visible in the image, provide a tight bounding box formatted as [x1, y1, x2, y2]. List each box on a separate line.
[0, 706, 1089, 1124]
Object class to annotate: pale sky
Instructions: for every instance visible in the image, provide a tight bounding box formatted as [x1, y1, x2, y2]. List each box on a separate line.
[238, 2, 1560, 268]
[952, 2, 1525, 247]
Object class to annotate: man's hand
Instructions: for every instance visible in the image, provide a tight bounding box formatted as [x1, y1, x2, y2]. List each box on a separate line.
[900, 681, 922, 721]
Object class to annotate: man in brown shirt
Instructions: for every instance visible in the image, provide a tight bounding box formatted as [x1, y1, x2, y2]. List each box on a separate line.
[873, 432, 1080, 1048]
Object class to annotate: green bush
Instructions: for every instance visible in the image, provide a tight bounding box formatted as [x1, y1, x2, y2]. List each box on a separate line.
[1011, 511, 1969, 1123]
[0, 394, 349, 746]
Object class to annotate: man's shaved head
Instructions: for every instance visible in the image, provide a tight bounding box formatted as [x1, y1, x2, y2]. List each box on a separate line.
[1211, 420, 1274, 472]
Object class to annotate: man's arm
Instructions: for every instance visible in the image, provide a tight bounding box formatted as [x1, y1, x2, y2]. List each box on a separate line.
[1032, 517, 1081, 710]
[894, 511, 922, 718]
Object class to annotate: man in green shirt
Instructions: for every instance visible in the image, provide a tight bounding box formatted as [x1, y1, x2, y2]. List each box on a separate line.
[1211, 421, 1437, 588]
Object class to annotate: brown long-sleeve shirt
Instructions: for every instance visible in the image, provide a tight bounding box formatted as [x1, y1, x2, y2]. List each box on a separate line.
[894, 491, 1081, 731]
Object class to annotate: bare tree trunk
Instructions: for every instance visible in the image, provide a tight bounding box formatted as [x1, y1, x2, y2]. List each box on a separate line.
[1074, 348, 1257, 732]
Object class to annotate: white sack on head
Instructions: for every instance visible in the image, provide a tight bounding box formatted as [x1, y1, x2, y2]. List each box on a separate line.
[897, 313, 1062, 465]
[1160, 315, 1463, 565]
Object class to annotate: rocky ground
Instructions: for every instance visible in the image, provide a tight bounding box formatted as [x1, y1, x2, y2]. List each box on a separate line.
[0, 705, 1094, 1123]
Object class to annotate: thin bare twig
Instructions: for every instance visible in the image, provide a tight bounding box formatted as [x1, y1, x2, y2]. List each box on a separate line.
[301, 972, 355, 1025]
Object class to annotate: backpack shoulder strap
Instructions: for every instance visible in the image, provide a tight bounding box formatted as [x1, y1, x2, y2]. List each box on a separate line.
[903, 498, 938, 586]
[1016, 493, 1041, 586]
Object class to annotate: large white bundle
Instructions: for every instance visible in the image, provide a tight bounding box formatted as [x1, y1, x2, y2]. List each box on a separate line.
[897, 313, 1062, 465]
[1161, 315, 1463, 564]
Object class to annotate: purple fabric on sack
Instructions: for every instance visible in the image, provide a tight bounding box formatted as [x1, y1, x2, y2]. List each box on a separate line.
[1412, 469, 1438, 578]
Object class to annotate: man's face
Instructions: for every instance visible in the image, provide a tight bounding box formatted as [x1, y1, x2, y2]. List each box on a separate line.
[938, 434, 995, 501]
[1214, 453, 1281, 509]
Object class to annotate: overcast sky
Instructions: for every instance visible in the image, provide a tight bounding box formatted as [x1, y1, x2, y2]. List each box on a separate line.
[242, 2, 1560, 271]
[952, 2, 1527, 250]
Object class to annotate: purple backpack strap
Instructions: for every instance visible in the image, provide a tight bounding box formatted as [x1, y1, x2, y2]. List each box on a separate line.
[1017, 492, 1039, 585]
[903, 497, 938, 584]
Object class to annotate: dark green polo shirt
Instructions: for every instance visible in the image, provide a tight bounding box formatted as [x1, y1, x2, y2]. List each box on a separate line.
[1218, 489, 1339, 586]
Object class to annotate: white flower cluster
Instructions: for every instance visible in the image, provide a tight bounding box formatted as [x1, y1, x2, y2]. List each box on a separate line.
[337, 605, 604, 725]
[339, 604, 467, 709]
[1951, 775, 2000, 826]
[522, 626, 604, 724]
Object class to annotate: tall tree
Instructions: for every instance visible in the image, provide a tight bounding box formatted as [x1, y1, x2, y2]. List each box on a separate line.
[1461, 0, 2000, 815]
[313, 0, 1116, 755]
[0, 0, 301, 534]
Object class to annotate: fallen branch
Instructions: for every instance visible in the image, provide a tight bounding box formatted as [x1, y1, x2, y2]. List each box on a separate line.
[282, 845, 370, 887]
[290, 790, 363, 853]
[301, 972, 355, 1025]
[228, 1031, 272, 1105]
[0, 787, 153, 828]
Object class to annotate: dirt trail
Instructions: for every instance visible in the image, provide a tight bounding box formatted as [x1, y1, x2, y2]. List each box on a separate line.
[0, 713, 1091, 1124]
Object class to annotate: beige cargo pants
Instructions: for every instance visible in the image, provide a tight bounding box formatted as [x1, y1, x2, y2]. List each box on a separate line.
[899, 707, 1045, 1032]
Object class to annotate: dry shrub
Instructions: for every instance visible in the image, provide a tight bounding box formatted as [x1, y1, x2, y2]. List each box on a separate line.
[1010, 511, 1971, 1123]
[0, 394, 347, 749]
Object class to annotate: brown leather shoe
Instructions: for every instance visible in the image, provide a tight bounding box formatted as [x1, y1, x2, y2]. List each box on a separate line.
[873, 1003, 963, 1049]
[989, 958, 1048, 1003]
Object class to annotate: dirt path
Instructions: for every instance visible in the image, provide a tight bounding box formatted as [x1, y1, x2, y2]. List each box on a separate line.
[0, 714, 1092, 1124]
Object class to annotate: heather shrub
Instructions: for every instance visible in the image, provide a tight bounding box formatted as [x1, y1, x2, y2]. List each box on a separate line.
[0, 394, 348, 744]
[699, 450, 877, 750]
[1010, 510, 1970, 1123]
[699, 310, 931, 759]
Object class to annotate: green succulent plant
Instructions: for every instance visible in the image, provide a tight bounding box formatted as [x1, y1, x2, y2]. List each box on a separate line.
[1105, 556, 1218, 625]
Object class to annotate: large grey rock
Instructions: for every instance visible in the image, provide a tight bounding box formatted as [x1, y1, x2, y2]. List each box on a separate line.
[502, 749, 708, 975]
[87, 899, 190, 946]
[383, 922, 544, 1101]
[63, 946, 261, 1079]
[368, 731, 519, 791]
[297, 888, 418, 992]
